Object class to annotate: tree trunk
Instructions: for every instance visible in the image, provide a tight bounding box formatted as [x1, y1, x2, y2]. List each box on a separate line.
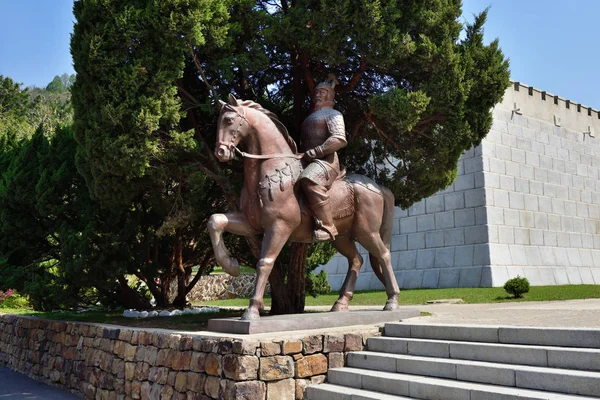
[173, 234, 188, 307]
[286, 242, 308, 313]
[115, 276, 152, 309]
[268, 262, 293, 315]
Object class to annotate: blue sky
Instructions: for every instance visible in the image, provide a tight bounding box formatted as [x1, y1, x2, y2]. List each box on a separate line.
[1, 0, 599, 108]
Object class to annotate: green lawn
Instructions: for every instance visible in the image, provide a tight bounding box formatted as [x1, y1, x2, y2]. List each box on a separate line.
[2, 285, 599, 330]
[0, 307, 242, 331]
[197, 285, 600, 307]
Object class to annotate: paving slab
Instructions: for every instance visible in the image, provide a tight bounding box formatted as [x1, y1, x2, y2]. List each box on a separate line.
[207, 308, 420, 334]
[0, 367, 80, 399]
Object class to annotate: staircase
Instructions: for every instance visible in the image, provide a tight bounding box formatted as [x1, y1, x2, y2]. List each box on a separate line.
[306, 323, 600, 399]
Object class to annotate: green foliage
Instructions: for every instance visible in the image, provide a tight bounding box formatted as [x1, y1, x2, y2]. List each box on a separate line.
[504, 276, 530, 298]
[70, 0, 232, 307]
[306, 270, 332, 297]
[0, 290, 30, 310]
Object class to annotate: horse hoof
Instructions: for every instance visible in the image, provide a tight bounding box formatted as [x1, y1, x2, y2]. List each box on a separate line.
[330, 301, 349, 312]
[223, 258, 240, 277]
[383, 300, 398, 311]
[240, 308, 260, 320]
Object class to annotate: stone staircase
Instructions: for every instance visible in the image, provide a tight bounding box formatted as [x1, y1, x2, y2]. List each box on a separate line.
[306, 323, 600, 399]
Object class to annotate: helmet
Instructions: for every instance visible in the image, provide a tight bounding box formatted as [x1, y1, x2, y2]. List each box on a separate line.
[315, 75, 339, 105]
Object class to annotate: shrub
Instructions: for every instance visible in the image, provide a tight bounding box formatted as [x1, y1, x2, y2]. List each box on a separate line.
[306, 270, 332, 298]
[0, 289, 30, 309]
[503, 276, 530, 298]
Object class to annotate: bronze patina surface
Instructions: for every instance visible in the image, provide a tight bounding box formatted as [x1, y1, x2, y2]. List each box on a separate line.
[209, 90, 400, 321]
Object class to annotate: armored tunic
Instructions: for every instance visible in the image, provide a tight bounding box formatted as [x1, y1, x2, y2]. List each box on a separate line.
[299, 107, 346, 187]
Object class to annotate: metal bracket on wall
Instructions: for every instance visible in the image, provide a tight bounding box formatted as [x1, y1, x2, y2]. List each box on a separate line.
[554, 115, 562, 127]
[512, 102, 522, 118]
[583, 125, 595, 140]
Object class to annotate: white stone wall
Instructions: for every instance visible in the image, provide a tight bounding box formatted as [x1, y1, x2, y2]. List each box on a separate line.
[484, 84, 600, 286]
[318, 83, 600, 290]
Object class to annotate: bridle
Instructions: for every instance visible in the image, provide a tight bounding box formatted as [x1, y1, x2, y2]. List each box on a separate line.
[218, 106, 303, 160]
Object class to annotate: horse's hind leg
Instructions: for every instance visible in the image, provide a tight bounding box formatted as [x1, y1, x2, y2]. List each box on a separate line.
[357, 235, 399, 311]
[330, 236, 363, 312]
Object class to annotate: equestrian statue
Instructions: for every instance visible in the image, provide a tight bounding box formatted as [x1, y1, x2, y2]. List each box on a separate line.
[208, 78, 400, 320]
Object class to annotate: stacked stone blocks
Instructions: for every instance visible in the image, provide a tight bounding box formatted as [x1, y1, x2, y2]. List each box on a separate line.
[0, 314, 379, 399]
[319, 83, 600, 289]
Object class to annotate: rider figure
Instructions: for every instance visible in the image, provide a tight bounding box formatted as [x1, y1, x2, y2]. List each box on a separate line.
[299, 77, 347, 241]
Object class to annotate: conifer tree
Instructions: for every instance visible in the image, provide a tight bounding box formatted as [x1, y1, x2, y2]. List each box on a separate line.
[71, 0, 509, 312]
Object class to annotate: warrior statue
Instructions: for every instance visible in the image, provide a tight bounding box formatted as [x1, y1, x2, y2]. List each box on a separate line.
[299, 77, 347, 241]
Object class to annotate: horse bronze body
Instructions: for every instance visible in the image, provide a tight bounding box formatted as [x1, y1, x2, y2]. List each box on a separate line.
[208, 95, 400, 320]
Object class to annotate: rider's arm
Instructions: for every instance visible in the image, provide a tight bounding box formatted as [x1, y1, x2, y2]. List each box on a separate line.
[306, 112, 347, 159]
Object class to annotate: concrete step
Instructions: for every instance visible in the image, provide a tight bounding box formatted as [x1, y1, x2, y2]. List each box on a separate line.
[347, 351, 600, 397]
[367, 336, 600, 371]
[305, 382, 413, 400]
[327, 367, 600, 400]
[384, 323, 600, 348]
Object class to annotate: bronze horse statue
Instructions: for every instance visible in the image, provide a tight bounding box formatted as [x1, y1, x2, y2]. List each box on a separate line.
[208, 95, 400, 320]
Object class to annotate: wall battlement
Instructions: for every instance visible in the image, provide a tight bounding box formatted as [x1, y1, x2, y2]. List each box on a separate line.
[498, 82, 600, 135]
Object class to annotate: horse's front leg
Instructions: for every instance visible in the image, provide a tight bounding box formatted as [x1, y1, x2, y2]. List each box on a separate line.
[241, 223, 292, 320]
[208, 212, 256, 276]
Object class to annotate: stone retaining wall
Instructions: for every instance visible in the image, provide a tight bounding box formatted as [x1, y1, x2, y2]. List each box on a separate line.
[188, 274, 268, 302]
[0, 314, 379, 399]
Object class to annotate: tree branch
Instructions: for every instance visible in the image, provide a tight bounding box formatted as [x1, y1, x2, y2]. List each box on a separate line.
[188, 44, 219, 101]
[336, 57, 367, 94]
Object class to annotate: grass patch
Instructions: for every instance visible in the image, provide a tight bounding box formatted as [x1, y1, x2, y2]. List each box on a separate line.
[197, 285, 600, 307]
[0, 308, 245, 331]
[210, 265, 255, 275]
[2, 285, 598, 329]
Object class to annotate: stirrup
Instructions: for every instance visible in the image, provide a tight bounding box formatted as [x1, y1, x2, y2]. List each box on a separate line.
[313, 227, 336, 242]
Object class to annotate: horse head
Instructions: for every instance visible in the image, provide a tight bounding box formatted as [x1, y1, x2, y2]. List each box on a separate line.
[215, 94, 250, 162]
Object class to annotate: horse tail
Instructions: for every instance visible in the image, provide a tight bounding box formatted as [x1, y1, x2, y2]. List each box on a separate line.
[379, 186, 395, 250]
[369, 185, 395, 285]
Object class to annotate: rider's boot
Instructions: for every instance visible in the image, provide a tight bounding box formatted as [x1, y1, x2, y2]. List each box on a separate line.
[310, 198, 338, 241]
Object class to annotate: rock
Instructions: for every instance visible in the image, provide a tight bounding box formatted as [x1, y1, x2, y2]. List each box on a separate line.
[172, 351, 192, 371]
[190, 352, 207, 373]
[259, 356, 294, 381]
[323, 335, 345, 353]
[260, 342, 281, 356]
[204, 376, 220, 398]
[281, 340, 302, 355]
[311, 375, 326, 385]
[295, 379, 309, 400]
[175, 372, 187, 392]
[186, 372, 205, 392]
[148, 367, 169, 384]
[302, 336, 323, 355]
[328, 352, 344, 369]
[140, 381, 152, 399]
[144, 346, 158, 364]
[150, 383, 163, 400]
[205, 353, 221, 376]
[232, 380, 266, 400]
[295, 354, 328, 378]
[233, 340, 259, 355]
[344, 333, 363, 352]
[266, 378, 295, 400]
[223, 355, 259, 380]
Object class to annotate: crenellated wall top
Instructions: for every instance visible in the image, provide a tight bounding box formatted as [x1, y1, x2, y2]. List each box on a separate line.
[496, 81, 600, 136]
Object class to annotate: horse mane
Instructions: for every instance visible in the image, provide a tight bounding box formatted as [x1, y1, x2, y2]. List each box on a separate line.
[237, 100, 298, 154]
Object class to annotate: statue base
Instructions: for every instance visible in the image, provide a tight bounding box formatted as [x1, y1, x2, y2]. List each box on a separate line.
[207, 308, 420, 334]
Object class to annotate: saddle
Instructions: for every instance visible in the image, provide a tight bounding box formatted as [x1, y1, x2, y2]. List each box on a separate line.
[297, 177, 355, 220]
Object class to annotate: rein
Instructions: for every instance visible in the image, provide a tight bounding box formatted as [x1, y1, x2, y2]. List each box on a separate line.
[233, 147, 304, 160]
